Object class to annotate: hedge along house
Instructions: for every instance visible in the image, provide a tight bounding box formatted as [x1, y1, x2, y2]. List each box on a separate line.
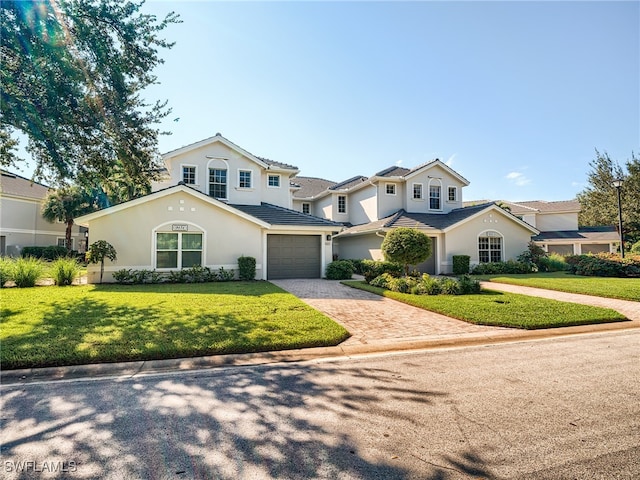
[76, 134, 341, 283]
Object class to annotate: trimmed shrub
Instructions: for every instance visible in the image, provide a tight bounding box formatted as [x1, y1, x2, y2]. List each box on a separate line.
[12, 257, 45, 287]
[452, 255, 470, 275]
[544, 253, 569, 272]
[458, 274, 481, 294]
[381, 227, 432, 276]
[50, 257, 80, 286]
[361, 260, 404, 283]
[238, 256, 257, 281]
[113, 269, 135, 284]
[565, 253, 640, 277]
[471, 260, 533, 275]
[217, 267, 235, 281]
[346, 259, 366, 275]
[325, 260, 354, 280]
[369, 272, 395, 289]
[21, 246, 70, 260]
[386, 276, 417, 293]
[439, 277, 460, 295]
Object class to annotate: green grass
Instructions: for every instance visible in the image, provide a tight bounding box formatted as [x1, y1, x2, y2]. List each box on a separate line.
[343, 281, 627, 329]
[1, 282, 350, 370]
[473, 272, 640, 302]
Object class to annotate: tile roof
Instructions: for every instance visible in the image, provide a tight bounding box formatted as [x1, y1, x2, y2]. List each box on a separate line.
[329, 175, 369, 191]
[231, 203, 342, 228]
[510, 200, 580, 214]
[256, 156, 298, 170]
[337, 203, 497, 236]
[291, 176, 337, 198]
[533, 226, 619, 242]
[0, 170, 51, 200]
[374, 166, 411, 177]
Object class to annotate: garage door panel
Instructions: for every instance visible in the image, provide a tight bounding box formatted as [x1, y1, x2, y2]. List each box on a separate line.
[267, 235, 321, 279]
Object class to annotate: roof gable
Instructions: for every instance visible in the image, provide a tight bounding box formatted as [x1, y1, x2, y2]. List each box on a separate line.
[404, 159, 470, 186]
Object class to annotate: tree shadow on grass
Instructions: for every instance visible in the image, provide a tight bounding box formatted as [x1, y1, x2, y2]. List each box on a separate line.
[1, 362, 495, 479]
[1, 293, 346, 370]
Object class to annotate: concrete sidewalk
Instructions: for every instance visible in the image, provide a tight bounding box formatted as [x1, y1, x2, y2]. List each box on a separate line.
[2, 279, 637, 385]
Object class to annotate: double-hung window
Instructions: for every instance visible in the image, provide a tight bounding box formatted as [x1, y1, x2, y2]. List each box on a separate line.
[448, 186, 457, 202]
[209, 168, 227, 199]
[386, 183, 396, 195]
[239, 170, 252, 189]
[302, 203, 310, 214]
[337, 195, 347, 214]
[413, 183, 423, 200]
[478, 231, 502, 263]
[429, 185, 441, 210]
[156, 232, 202, 269]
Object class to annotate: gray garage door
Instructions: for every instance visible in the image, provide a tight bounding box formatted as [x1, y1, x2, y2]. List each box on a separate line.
[267, 235, 321, 279]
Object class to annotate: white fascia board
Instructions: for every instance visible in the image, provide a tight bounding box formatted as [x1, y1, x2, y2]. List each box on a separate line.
[162, 134, 270, 170]
[443, 205, 540, 234]
[75, 185, 271, 229]
[268, 225, 343, 233]
[404, 160, 470, 186]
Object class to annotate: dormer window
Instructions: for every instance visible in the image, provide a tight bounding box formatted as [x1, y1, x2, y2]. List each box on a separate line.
[239, 170, 252, 189]
[302, 203, 310, 214]
[448, 186, 457, 202]
[386, 183, 396, 195]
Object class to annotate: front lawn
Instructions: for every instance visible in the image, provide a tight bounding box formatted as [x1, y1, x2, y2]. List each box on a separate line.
[343, 281, 627, 329]
[1, 282, 350, 370]
[473, 272, 640, 302]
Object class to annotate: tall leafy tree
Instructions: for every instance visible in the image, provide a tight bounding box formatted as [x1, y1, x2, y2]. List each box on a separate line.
[577, 150, 640, 247]
[381, 227, 432, 276]
[0, 0, 179, 191]
[41, 186, 91, 251]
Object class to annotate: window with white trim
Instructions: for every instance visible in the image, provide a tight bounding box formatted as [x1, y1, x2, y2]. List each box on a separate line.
[57, 238, 73, 249]
[156, 232, 202, 269]
[478, 231, 502, 263]
[268, 174, 280, 188]
[429, 185, 441, 210]
[209, 168, 227, 199]
[182, 166, 196, 184]
[302, 203, 310, 214]
[448, 186, 457, 202]
[337, 195, 347, 214]
[386, 183, 396, 195]
[239, 169, 252, 189]
[413, 183, 423, 199]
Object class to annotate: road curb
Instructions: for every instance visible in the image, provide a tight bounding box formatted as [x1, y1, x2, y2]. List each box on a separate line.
[2, 319, 637, 386]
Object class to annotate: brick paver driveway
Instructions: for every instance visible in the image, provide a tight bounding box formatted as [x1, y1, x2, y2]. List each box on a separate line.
[271, 279, 507, 346]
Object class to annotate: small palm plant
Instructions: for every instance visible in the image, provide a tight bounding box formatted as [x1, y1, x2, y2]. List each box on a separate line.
[86, 240, 117, 284]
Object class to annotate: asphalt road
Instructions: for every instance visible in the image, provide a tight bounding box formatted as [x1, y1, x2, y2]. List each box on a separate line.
[1, 330, 639, 479]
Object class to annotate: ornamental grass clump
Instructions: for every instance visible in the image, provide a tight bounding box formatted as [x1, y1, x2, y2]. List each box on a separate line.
[12, 257, 45, 288]
[50, 257, 81, 286]
[0, 257, 13, 287]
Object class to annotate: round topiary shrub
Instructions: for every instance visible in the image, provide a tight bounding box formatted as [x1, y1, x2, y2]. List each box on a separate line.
[325, 260, 355, 280]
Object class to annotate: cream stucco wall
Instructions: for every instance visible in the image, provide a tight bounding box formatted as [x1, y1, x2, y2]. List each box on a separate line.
[348, 184, 378, 225]
[0, 196, 82, 255]
[404, 164, 465, 214]
[444, 209, 534, 272]
[334, 233, 384, 261]
[317, 195, 333, 220]
[535, 212, 579, 231]
[84, 191, 264, 283]
[377, 181, 404, 219]
[154, 142, 292, 208]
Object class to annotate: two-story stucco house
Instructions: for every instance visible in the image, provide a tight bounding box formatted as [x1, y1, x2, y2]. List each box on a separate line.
[292, 161, 539, 274]
[76, 134, 342, 283]
[0, 170, 85, 256]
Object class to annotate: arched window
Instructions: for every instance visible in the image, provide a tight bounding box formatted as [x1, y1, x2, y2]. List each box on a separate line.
[478, 230, 503, 263]
[154, 223, 204, 269]
[428, 178, 442, 210]
[207, 158, 229, 200]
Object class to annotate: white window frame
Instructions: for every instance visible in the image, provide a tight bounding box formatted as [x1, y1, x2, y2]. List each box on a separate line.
[267, 174, 281, 188]
[448, 186, 457, 202]
[181, 164, 197, 185]
[238, 169, 253, 189]
[153, 223, 205, 270]
[337, 195, 347, 214]
[302, 203, 310, 214]
[478, 230, 503, 263]
[428, 179, 442, 211]
[385, 183, 396, 195]
[412, 183, 423, 200]
[208, 167, 228, 200]
[57, 237, 74, 250]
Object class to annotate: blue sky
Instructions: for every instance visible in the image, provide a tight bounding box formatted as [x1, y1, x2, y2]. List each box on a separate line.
[22, 1, 640, 202]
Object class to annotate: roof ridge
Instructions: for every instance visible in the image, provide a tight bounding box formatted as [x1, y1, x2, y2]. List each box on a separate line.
[329, 175, 368, 190]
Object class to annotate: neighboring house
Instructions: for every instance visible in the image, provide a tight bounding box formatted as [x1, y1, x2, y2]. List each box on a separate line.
[293, 161, 539, 274]
[466, 200, 619, 255]
[76, 134, 341, 283]
[0, 170, 85, 256]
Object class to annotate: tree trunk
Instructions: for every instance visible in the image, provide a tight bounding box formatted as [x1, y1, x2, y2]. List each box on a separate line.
[100, 260, 104, 284]
[65, 220, 73, 252]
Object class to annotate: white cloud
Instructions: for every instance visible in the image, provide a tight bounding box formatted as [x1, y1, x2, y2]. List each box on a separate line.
[445, 154, 457, 167]
[395, 159, 403, 166]
[505, 171, 531, 186]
